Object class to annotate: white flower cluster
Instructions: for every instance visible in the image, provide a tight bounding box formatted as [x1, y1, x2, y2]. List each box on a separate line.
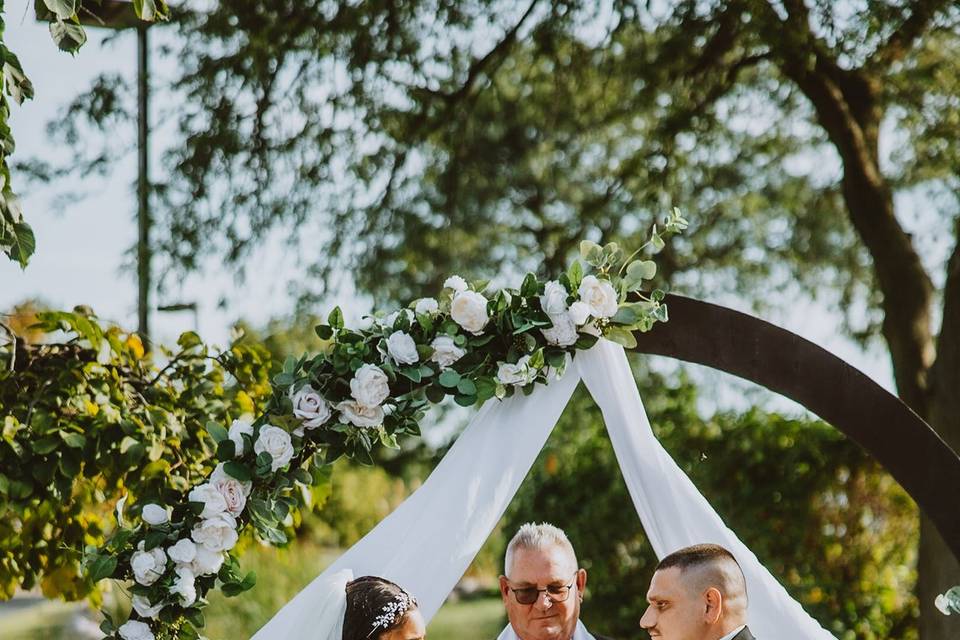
[537, 276, 615, 348]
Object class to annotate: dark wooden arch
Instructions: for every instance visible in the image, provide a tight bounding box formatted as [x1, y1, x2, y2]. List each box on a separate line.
[629, 294, 960, 558]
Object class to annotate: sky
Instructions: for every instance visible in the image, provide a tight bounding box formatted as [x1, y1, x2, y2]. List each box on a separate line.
[0, 0, 899, 418]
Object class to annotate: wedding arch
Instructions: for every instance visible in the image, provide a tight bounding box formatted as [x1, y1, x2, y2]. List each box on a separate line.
[87, 221, 960, 640]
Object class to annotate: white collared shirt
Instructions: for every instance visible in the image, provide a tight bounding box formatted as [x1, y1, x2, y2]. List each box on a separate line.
[496, 619, 596, 640]
[718, 624, 747, 640]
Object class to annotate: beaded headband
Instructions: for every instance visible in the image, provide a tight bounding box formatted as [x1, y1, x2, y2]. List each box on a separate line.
[368, 592, 414, 636]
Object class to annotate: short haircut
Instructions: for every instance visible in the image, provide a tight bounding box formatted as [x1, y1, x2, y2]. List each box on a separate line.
[656, 544, 748, 604]
[504, 522, 578, 576]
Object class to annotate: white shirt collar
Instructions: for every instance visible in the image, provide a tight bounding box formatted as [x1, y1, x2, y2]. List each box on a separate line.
[718, 624, 747, 640]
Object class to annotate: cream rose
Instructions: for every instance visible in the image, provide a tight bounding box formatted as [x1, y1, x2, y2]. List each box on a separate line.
[451, 290, 489, 335]
[211, 462, 253, 497]
[191, 512, 239, 552]
[386, 331, 419, 365]
[188, 483, 228, 519]
[291, 385, 332, 430]
[540, 280, 569, 316]
[170, 566, 197, 607]
[131, 594, 165, 620]
[141, 504, 169, 526]
[130, 541, 167, 586]
[496, 355, 537, 386]
[119, 620, 155, 640]
[254, 426, 294, 472]
[350, 363, 390, 408]
[577, 275, 618, 319]
[443, 275, 468, 292]
[227, 418, 254, 457]
[191, 545, 225, 576]
[541, 312, 579, 347]
[568, 300, 591, 326]
[414, 297, 439, 315]
[167, 538, 197, 565]
[429, 336, 466, 369]
[336, 400, 385, 428]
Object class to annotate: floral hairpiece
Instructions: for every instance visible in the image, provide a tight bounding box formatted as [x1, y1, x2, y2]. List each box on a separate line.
[369, 592, 413, 636]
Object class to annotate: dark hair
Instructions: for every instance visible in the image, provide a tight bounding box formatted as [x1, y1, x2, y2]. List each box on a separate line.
[342, 576, 419, 640]
[655, 543, 741, 574]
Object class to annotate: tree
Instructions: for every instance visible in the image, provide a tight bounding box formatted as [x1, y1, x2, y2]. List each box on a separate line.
[41, 2, 960, 635]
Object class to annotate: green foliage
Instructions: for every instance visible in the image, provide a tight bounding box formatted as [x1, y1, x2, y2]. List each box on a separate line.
[0, 309, 271, 602]
[504, 369, 919, 640]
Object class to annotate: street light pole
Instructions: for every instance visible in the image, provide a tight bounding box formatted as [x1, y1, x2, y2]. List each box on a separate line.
[136, 24, 150, 343]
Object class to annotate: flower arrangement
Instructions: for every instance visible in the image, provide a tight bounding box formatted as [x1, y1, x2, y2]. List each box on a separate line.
[85, 211, 688, 640]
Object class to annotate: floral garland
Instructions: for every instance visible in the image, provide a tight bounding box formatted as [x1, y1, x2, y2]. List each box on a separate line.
[85, 212, 688, 640]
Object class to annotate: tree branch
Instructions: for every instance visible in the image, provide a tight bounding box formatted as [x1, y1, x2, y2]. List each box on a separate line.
[871, 0, 953, 70]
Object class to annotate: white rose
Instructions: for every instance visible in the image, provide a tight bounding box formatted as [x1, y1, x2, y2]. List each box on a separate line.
[191, 545, 225, 576]
[443, 275, 469, 292]
[118, 620, 155, 640]
[350, 364, 390, 408]
[577, 275, 618, 319]
[170, 566, 197, 607]
[167, 538, 197, 565]
[429, 336, 466, 369]
[541, 312, 579, 347]
[336, 400, 385, 429]
[141, 504, 169, 526]
[414, 297, 439, 315]
[450, 290, 489, 335]
[254, 426, 295, 472]
[191, 512, 239, 552]
[227, 418, 254, 457]
[935, 594, 952, 615]
[540, 280, 569, 316]
[211, 475, 247, 516]
[188, 483, 228, 519]
[131, 594, 165, 620]
[211, 462, 253, 497]
[496, 356, 537, 386]
[386, 331, 419, 365]
[291, 385, 331, 430]
[568, 301, 591, 326]
[130, 541, 167, 586]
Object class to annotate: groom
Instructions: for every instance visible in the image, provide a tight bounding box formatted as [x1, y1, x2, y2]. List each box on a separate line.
[639, 543, 754, 640]
[497, 522, 614, 640]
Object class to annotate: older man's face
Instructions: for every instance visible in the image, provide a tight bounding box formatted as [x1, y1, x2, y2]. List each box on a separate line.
[499, 546, 587, 640]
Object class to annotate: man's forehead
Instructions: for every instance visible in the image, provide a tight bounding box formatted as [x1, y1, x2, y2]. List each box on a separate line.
[647, 567, 685, 600]
[508, 545, 576, 581]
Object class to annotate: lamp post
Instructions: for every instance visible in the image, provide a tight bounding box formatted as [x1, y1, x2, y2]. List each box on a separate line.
[36, 1, 160, 345]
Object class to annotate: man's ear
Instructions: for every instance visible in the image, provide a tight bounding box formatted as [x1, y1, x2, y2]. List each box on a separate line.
[499, 575, 510, 601]
[576, 568, 587, 594]
[703, 587, 723, 624]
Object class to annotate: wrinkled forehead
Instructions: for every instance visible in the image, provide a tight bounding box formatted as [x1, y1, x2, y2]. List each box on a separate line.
[507, 544, 577, 583]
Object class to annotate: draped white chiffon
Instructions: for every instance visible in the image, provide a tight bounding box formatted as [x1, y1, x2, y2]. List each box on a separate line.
[251, 340, 835, 640]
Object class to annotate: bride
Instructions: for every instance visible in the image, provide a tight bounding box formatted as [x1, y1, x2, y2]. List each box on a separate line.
[343, 576, 426, 640]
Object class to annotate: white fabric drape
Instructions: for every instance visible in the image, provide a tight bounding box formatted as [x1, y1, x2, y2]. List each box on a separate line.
[252, 340, 836, 640]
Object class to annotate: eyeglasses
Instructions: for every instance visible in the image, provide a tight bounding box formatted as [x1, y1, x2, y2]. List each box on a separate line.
[506, 574, 578, 605]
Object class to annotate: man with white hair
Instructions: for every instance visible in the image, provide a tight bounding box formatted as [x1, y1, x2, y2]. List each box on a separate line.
[497, 522, 614, 640]
[639, 543, 754, 640]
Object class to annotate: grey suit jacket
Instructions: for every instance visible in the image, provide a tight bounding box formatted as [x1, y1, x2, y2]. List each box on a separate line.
[733, 626, 756, 640]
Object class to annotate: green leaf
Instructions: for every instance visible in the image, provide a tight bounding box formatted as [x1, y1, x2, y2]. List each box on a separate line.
[59, 431, 86, 449]
[223, 461, 252, 482]
[206, 421, 229, 443]
[604, 326, 638, 349]
[216, 439, 236, 461]
[143, 529, 167, 551]
[327, 306, 344, 329]
[177, 331, 202, 350]
[399, 366, 422, 383]
[49, 19, 86, 53]
[456, 378, 477, 395]
[567, 260, 583, 289]
[579, 240, 602, 261]
[626, 259, 657, 281]
[87, 555, 117, 582]
[43, 0, 77, 20]
[520, 272, 538, 297]
[454, 394, 477, 407]
[438, 369, 461, 388]
[8, 221, 35, 268]
[315, 324, 333, 340]
[31, 435, 60, 455]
